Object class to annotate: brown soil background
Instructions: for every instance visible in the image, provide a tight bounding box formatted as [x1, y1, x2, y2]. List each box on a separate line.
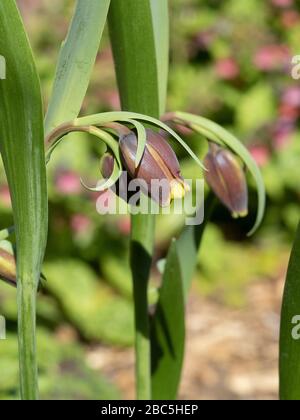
[85, 275, 284, 400]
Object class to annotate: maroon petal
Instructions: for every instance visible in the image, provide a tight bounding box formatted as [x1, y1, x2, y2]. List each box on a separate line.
[145, 129, 183, 179]
[100, 154, 115, 179]
[120, 132, 172, 205]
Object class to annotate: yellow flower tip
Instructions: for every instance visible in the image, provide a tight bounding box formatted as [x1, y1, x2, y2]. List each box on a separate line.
[238, 210, 249, 218]
[183, 181, 191, 193]
[170, 179, 189, 200]
[232, 210, 248, 219]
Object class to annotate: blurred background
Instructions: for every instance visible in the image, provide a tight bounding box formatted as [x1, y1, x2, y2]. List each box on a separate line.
[0, 0, 299, 399]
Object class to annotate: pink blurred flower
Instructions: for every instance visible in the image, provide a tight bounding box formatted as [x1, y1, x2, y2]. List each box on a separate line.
[253, 45, 290, 71]
[55, 171, 82, 195]
[0, 185, 11, 208]
[249, 145, 271, 167]
[215, 57, 240, 80]
[18, 0, 40, 19]
[278, 103, 299, 121]
[273, 119, 295, 149]
[271, 0, 293, 8]
[281, 86, 300, 108]
[280, 10, 300, 28]
[273, 132, 293, 149]
[70, 214, 92, 234]
[103, 91, 120, 110]
[117, 217, 131, 236]
[194, 31, 215, 49]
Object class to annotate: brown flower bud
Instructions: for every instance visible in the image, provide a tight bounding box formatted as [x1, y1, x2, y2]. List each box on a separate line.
[119, 129, 189, 206]
[204, 143, 248, 217]
[100, 153, 115, 180]
[0, 247, 16, 287]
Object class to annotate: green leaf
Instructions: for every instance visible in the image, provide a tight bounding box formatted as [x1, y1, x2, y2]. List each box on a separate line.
[45, 0, 111, 135]
[127, 119, 147, 168]
[177, 193, 216, 300]
[150, 0, 169, 115]
[150, 241, 185, 400]
[46, 126, 122, 192]
[280, 222, 300, 400]
[150, 196, 215, 399]
[0, 0, 48, 399]
[108, 0, 160, 116]
[175, 111, 266, 235]
[0, 227, 14, 242]
[80, 157, 121, 192]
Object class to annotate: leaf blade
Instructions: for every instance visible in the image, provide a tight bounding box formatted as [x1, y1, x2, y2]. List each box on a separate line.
[280, 222, 300, 400]
[45, 0, 111, 135]
[150, 241, 185, 400]
[108, 0, 160, 116]
[150, 0, 169, 115]
[0, 0, 48, 399]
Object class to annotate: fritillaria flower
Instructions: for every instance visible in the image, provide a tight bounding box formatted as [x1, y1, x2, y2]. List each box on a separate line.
[204, 142, 248, 218]
[46, 110, 264, 231]
[101, 129, 190, 207]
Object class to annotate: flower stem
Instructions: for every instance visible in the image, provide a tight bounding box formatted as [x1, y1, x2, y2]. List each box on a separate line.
[17, 281, 38, 400]
[108, 0, 169, 399]
[130, 212, 155, 400]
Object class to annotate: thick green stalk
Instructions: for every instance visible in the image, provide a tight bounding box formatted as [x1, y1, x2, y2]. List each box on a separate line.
[130, 214, 155, 399]
[17, 283, 38, 399]
[0, 1, 48, 399]
[109, 0, 168, 400]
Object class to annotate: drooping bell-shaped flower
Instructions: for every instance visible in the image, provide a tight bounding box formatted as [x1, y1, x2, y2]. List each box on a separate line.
[204, 142, 248, 217]
[101, 129, 189, 206]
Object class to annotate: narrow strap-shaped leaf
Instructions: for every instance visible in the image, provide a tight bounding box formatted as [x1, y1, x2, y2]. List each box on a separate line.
[150, 241, 185, 400]
[108, 0, 160, 116]
[45, 0, 111, 135]
[177, 193, 216, 301]
[0, 0, 48, 399]
[81, 158, 121, 192]
[150, 195, 215, 399]
[150, 0, 169, 115]
[126, 119, 147, 168]
[280, 222, 300, 400]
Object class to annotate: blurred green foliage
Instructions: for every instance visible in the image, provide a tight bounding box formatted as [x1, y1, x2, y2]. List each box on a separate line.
[0, 326, 120, 400]
[0, 0, 299, 399]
